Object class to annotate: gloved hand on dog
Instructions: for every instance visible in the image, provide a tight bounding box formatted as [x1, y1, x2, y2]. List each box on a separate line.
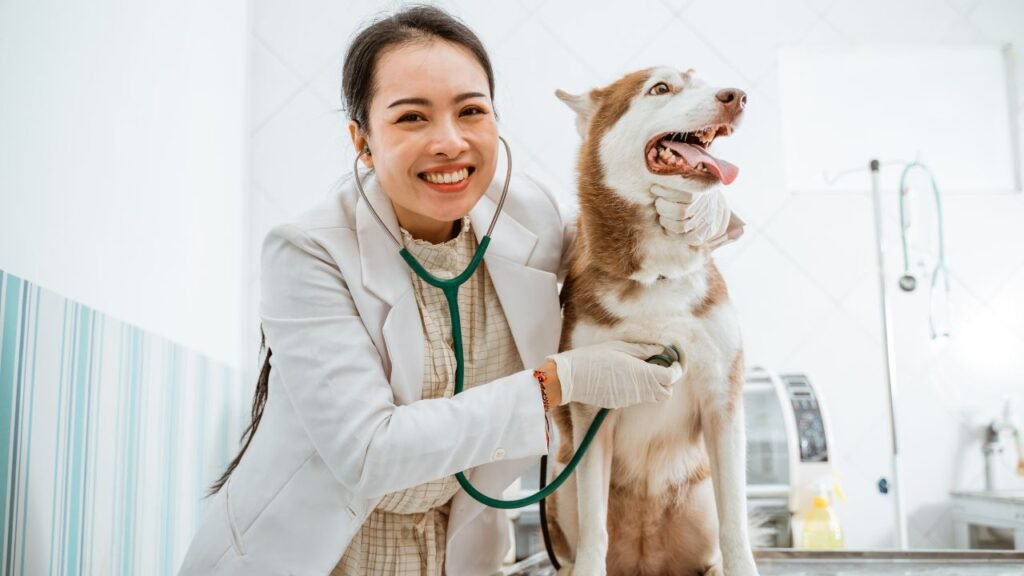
[548, 341, 684, 409]
[651, 184, 745, 248]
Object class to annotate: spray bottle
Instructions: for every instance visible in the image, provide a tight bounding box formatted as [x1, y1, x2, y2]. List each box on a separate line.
[801, 478, 846, 550]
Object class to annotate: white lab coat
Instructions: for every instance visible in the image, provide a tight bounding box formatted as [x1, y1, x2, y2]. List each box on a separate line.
[178, 169, 575, 576]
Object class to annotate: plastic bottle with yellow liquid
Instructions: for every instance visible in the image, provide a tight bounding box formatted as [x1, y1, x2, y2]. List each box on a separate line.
[801, 479, 845, 550]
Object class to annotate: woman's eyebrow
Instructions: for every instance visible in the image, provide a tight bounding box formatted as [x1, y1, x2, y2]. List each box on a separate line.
[386, 92, 488, 109]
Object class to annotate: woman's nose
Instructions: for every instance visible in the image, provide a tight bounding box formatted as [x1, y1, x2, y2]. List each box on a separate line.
[427, 118, 470, 158]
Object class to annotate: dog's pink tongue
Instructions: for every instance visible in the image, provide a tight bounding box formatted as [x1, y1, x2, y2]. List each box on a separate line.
[662, 141, 739, 185]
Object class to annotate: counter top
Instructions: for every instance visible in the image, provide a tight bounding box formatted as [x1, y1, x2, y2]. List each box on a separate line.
[500, 549, 1024, 576]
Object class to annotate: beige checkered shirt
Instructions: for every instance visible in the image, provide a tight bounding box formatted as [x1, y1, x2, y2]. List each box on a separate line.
[333, 216, 524, 575]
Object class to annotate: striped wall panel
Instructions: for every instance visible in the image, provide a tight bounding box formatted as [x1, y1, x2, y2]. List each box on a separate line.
[0, 270, 244, 575]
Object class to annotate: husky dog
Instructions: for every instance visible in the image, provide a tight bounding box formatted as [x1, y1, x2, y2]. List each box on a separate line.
[547, 67, 758, 576]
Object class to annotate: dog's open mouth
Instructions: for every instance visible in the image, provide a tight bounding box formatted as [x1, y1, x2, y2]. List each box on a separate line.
[645, 125, 738, 185]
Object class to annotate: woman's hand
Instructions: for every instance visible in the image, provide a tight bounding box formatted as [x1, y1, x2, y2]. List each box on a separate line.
[651, 184, 745, 248]
[546, 341, 684, 409]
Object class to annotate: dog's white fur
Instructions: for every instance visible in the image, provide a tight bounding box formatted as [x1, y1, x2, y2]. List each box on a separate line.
[549, 67, 759, 576]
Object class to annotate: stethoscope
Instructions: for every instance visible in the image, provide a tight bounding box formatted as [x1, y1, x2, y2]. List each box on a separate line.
[897, 162, 951, 341]
[351, 135, 678, 512]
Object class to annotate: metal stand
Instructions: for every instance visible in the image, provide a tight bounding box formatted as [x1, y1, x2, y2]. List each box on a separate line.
[869, 159, 908, 550]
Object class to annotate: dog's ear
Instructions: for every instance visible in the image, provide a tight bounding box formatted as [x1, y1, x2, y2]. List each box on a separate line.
[556, 89, 597, 138]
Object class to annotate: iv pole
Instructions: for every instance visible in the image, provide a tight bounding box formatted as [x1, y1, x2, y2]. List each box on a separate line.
[869, 159, 909, 550]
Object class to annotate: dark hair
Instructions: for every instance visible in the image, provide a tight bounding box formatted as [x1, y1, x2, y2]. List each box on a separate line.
[208, 5, 495, 497]
[342, 4, 496, 133]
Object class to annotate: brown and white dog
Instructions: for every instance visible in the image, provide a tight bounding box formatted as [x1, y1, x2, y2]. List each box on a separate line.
[546, 67, 758, 576]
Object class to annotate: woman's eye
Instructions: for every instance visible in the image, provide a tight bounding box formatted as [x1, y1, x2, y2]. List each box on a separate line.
[397, 112, 424, 123]
[648, 82, 671, 96]
[460, 106, 485, 117]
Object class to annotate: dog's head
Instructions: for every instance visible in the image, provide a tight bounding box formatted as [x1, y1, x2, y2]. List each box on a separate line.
[557, 67, 745, 201]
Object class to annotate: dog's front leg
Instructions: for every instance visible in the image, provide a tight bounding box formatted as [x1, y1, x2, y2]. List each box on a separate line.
[702, 367, 759, 576]
[571, 406, 615, 576]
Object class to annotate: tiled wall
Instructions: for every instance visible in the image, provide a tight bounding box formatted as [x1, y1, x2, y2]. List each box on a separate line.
[246, 0, 1024, 549]
[0, 270, 243, 574]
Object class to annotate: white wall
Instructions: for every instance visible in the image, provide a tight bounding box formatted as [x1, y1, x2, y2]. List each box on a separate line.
[0, 0, 248, 369]
[246, 0, 1024, 549]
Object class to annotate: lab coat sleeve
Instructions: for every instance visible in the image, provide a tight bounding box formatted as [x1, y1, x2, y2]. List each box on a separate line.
[258, 223, 549, 500]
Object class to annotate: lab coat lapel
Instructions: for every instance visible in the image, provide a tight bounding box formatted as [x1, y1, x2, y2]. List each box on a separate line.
[356, 171, 423, 405]
[469, 189, 561, 369]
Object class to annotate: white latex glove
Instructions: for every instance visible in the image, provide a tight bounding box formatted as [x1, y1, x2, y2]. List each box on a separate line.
[548, 341, 684, 409]
[651, 184, 745, 248]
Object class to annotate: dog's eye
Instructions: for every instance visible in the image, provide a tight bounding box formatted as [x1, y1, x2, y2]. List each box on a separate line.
[648, 82, 671, 96]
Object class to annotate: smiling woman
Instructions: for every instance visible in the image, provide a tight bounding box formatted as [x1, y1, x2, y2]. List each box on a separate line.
[177, 5, 729, 576]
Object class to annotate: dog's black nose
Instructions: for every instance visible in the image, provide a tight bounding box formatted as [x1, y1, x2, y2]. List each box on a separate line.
[715, 89, 747, 112]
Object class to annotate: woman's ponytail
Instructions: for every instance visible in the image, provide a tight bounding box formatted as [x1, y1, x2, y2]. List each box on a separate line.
[207, 327, 272, 496]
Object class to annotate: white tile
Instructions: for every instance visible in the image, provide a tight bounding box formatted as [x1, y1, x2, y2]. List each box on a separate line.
[307, 48, 346, 116]
[533, 0, 677, 77]
[711, 221, 761, 271]
[747, 62, 783, 110]
[910, 505, 952, 549]
[723, 230, 837, 366]
[251, 0, 401, 81]
[791, 13, 848, 47]
[940, 193, 1024, 303]
[658, 0, 699, 15]
[445, 0, 541, 52]
[249, 36, 305, 133]
[968, 0, 1024, 46]
[489, 18, 603, 201]
[245, 185, 289, 284]
[922, 304, 1024, 415]
[987, 265, 1024, 341]
[761, 191, 876, 303]
[681, 0, 819, 83]
[251, 89, 352, 218]
[821, 0, 963, 44]
[619, 13, 749, 88]
[944, 0, 985, 16]
[798, 0, 844, 18]
[936, 16, 986, 42]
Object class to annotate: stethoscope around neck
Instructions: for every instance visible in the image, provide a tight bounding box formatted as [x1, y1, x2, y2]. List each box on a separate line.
[352, 135, 680, 512]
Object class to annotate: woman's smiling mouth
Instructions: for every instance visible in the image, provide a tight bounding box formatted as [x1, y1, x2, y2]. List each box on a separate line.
[419, 165, 475, 192]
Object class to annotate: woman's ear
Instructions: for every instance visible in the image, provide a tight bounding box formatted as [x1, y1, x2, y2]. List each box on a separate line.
[348, 121, 373, 168]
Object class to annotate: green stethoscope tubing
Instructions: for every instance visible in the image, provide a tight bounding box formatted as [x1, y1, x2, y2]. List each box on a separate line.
[402, 251, 676, 509]
[402, 244, 614, 509]
[353, 136, 678, 510]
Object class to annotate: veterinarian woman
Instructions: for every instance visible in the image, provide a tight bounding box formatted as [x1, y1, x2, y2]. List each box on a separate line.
[179, 6, 740, 576]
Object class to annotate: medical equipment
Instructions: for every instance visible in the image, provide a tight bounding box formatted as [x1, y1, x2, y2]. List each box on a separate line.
[744, 368, 838, 547]
[897, 162, 951, 341]
[819, 157, 953, 550]
[351, 136, 678, 512]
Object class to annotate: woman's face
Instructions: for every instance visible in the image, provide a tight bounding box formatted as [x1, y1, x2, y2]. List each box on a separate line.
[351, 40, 498, 241]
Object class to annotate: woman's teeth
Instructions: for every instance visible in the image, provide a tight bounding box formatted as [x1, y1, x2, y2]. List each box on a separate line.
[423, 168, 469, 185]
